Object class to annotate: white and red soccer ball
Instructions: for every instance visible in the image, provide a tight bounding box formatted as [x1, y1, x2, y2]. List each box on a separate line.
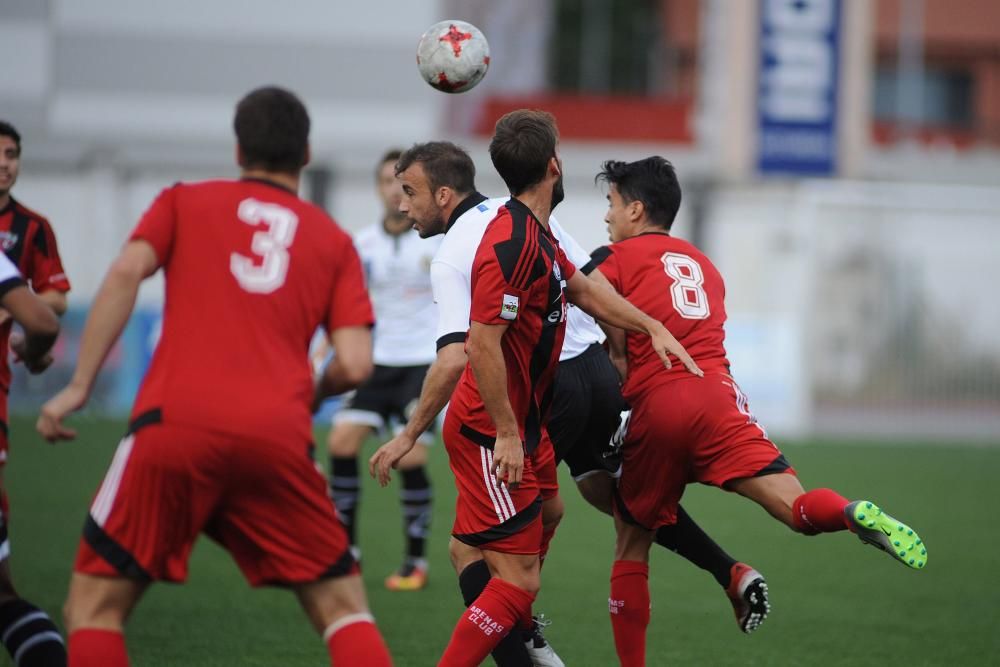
[416, 20, 490, 94]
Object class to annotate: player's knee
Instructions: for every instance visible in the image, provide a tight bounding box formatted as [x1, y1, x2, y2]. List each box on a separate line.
[328, 432, 362, 458]
[577, 475, 614, 514]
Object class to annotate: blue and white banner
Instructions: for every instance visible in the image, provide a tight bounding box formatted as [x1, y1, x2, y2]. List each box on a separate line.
[757, 0, 842, 176]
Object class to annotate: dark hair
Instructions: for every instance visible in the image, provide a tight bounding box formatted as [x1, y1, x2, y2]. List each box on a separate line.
[233, 86, 309, 172]
[596, 157, 682, 230]
[395, 141, 476, 194]
[488, 109, 559, 195]
[377, 149, 403, 178]
[0, 121, 21, 155]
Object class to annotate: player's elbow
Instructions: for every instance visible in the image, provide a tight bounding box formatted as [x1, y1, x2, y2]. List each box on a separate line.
[437, 343, 468, 379]
[341, 356, 374, 389]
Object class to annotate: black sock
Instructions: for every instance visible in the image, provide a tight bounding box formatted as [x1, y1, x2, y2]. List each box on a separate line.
[0, 598, 66, 667]
[400, 466, 432, 564]
[654, 505, 737, 588]
[330, 456, 360, 546]
[458, 560, 532, 667]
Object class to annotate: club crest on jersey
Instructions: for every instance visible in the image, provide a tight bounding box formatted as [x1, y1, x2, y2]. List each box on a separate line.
[0, 231, 18, 251]
[500, 293, 519, 320]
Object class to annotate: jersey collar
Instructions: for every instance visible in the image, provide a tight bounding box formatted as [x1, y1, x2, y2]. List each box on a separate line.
[240, 176, 297, 195]
[445, 192, 488, 232]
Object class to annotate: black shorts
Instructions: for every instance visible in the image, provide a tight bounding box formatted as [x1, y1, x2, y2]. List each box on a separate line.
[549, 344, 626, 480]
[334, 364, 435, 439]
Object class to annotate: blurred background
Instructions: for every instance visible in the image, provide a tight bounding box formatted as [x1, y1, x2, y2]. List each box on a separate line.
[3, 0, 999, 443]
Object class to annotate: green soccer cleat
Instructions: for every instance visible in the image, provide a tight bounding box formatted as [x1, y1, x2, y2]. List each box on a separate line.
[845, 500, 927, 570]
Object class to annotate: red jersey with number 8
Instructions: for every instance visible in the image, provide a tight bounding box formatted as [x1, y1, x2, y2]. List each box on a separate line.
[129, 179, 373, 445]
[587, 233, 730, 402]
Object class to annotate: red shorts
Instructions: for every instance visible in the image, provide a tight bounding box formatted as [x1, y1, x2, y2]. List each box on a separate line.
[75, 414, 356, 586]
[443, 410, 542, 555]
[531, 429, 559, 502]
[617, 374, 794, 530]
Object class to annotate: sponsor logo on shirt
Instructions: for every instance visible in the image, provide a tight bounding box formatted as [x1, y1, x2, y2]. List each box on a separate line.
[0, 232, 18, 251]
[500, 293, 519, 320]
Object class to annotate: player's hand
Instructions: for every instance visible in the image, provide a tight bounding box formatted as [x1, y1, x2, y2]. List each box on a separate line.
[36, 383, 88, 443]
[9, 332, 54, 374]
[492, 433, 524, 488]
[650, 323, 703, 377]
[369, 433, 417, 487]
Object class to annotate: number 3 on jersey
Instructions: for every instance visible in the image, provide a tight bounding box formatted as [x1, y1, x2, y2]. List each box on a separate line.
[661, 252, 710, 319]
[230, 198, 299, 293]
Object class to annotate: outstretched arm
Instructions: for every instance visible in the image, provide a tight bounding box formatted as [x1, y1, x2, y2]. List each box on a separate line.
[369, 341, 467, 486]
[37, 240, 159, 442]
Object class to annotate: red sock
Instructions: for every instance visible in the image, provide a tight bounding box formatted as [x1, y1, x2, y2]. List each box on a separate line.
[68, 628, 129, 667]
[792, 488, 850, 534]
[609, 560, 650, 667]
[439, 577, 535, 667]
[324, 614, 392, 666]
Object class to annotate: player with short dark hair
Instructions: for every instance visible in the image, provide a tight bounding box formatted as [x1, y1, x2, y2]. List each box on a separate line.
[321, 148, 441, 591]
[0, 119, 70, 667]
[589, 156, 926, 667]
[36, 86, 393, 667]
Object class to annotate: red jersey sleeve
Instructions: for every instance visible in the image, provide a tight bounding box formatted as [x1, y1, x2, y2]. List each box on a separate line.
[469, 227, 530, 327]
[29, 219, 71, 293]
[130, 185, 179, 265]
[327, 234, 375, 331]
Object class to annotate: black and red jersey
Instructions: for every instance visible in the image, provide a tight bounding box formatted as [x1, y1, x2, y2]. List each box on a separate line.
[0, 197, 71, 394]
[448, 198, 576, 454]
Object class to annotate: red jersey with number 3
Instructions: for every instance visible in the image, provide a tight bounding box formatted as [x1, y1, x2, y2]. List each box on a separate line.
[129, 178, 373, 445]
[587, 233, 730, 402]
[449, 199, 576, 454]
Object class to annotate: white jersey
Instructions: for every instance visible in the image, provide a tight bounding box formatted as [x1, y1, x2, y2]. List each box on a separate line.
[0, 252, 22, 284]
[354, 223, 441, 366]
[431, 194, 603, 362]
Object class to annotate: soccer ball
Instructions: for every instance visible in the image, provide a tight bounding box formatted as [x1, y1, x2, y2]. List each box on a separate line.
[416, 20, 490, 94]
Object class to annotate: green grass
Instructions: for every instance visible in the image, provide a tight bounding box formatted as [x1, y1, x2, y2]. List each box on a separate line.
[4, 415, 999, 666]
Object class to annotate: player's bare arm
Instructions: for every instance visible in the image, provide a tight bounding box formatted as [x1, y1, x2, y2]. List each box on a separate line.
[466, 320, 524, 487]
[3, 285, 59, 374]
[37, 240, 159, 443]
[313, 325, 373, 410]
[564, 269, 702, 377]
[369, 341, 466, 486]
[37, 289, 68, 316]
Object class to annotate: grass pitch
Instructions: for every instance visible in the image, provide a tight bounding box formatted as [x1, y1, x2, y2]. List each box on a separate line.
[4, 414, 998, 666]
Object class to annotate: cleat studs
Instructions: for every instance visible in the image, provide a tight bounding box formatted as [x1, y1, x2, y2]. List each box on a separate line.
[916, 539, 922, 545]
[894, 541, 901, 546]
[868, 521, 876, 528]
[908, 558, 915, 565]
[918, 562, 924, 568]
[898, 525, 904, 531]
[866, 502, 873, 509]
[921, 549, 926, 555]
[858, 513, 866, 520]
[907, 530, 913, 536]
[898, 550, 906, 557]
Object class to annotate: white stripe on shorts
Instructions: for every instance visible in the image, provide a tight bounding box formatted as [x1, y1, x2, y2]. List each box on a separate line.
[91, 435, 136, 527]
[486, 449, 516, 519]
[480, 446, 508, 523]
